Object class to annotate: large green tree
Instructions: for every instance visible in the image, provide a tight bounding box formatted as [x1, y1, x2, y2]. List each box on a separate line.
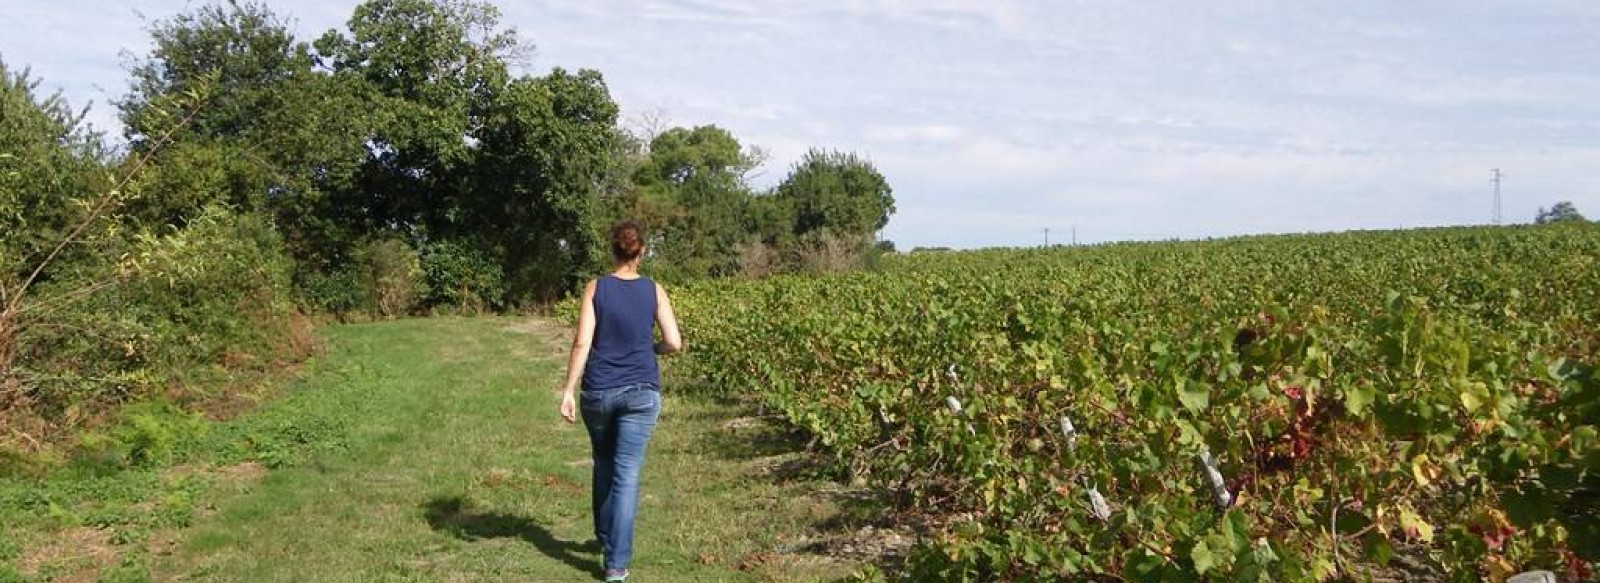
[315, 0, 621, 301]
[314, 0, 520, 238]
[119, 0, 371, 264]
[773, 149, 894, 237]
[470, 69, 621, 300]
[628, 125, 761, 279]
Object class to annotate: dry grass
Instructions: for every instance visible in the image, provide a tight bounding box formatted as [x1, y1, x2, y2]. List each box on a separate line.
[16, 526, 118, 582]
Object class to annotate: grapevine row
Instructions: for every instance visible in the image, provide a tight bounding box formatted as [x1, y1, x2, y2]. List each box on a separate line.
[668, 225, 1599, 582]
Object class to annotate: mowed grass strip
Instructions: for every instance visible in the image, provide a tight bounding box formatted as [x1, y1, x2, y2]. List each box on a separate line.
[148, 317, 861, 583]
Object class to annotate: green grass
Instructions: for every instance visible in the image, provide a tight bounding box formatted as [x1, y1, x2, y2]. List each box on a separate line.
[3, 317, 867, 582]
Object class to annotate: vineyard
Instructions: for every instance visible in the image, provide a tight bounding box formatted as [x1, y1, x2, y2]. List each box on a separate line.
[669, 224, 1599, 582]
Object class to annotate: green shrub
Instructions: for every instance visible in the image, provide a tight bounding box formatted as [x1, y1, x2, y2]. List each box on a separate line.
[362, 237, 423, 318]
[11, 206, 299, 434]
[293, 238, 427, 319]
[112, 402, 207, 467]
[296, 265, 369, 316]
[74, 402, 207, 470]
[119, 207, 296, 373]
[420, 240, 504, 312]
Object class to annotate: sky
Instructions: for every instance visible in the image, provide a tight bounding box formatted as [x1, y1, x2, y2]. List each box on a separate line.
[3, 0, 1599, 249]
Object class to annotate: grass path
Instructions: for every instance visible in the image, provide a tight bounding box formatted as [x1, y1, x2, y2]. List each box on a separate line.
[133, 317, 863, 582]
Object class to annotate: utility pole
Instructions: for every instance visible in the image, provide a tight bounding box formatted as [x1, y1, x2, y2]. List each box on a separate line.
[1491, 168, 1504, 225]
[1043, 228, 1050, 247]
[1072, 226, 1077, 246]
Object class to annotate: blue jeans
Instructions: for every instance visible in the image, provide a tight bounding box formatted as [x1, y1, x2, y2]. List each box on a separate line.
[579, 383, 661, 572]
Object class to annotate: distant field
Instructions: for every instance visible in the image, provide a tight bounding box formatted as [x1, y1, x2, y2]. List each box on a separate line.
[674, 224, 1600, 582]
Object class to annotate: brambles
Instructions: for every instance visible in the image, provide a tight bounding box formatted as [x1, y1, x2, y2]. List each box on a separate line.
[671, 225, 1600, 581]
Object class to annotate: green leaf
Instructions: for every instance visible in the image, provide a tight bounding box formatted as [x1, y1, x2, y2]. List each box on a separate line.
[1344, 382, 1375, 416]
[1458, 381, 1489, 412]
[1191, 540, 1219, 574]
[1178, 380, 1210, 413]
[1398, 507, 1435, 542]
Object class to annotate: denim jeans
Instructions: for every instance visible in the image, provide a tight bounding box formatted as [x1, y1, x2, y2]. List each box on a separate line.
[579, 383, 661, 572]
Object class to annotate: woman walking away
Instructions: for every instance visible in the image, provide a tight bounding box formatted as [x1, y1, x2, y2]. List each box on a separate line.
[558, 220, 682, 582]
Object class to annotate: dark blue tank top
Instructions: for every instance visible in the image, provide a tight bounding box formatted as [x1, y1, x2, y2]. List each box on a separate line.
[583, 275, 660, 390]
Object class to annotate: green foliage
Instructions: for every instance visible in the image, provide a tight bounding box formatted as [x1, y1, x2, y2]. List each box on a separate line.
[0, 58, 108, 284]
[624, 125, 761, 280]
[77, 402, 209, 470]
[419, 240, 504, 312]
[118, 207, 295, 379]
[296, 236, 427, 318]
[118, 0, 368, 245]
[13, 206, 298, 430]
[295, 265, 369, 316]
[469, 68, 621, 301]
[675, 225, 1600, 581]
[361, 238, 424, 318]
[122, 0, 312, 145]
[775, 149, 895, 237]
[314, 0, 517, 230]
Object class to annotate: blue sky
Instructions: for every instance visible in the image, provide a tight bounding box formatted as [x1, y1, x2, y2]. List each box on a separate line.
[4, 0, 1598, 248]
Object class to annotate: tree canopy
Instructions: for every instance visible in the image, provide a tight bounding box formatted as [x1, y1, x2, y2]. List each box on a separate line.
[15, 0, 898, 308]
[1535, 201, 1587, 224]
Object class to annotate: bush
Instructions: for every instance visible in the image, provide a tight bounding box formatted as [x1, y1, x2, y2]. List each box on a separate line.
[363, 238, 423, 318]
[734, 238, 780, 279]
[115, 206, 298, 382]
[9, 206, 300, 440]
[788, 228, 871, 274]
[296, 265, 368, 316]
[420, 240, 504, 313]
[293, 237, 424, 319]
[75, 401, 208, 470]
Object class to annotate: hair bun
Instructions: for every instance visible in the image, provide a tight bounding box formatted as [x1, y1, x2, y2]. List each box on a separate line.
[611, 221, 645, 261]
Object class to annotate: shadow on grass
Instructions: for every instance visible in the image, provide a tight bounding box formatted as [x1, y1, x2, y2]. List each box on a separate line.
[682, 392, 908, 540]
[681, 393, 817, 461]
[423, 495, 602, 580]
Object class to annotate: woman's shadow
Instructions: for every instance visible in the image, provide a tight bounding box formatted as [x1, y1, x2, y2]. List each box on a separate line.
[422, 496, 602, 579]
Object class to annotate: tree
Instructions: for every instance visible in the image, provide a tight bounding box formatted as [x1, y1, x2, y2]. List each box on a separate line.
[122, 0, 308, 146]
[314, 0, 522, 238]
[1, 61, 109, 285]
[627, 125, 762, 279]
[1, 60, 110, 386]
[1535, 201, 1587, 224]
[773, 149, 894, 237]
[469, 68, 621, 301]
[119, 0, 371, 265]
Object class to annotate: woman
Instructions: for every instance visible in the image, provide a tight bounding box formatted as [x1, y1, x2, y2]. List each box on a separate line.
[558, 220, 682, 583]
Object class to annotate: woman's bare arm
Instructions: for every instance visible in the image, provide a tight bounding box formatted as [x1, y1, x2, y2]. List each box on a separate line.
[560, 280, 599, 394]
[654, 283, 682, 355]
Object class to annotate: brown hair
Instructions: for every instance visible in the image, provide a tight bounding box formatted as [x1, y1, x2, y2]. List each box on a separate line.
[610, 220, 645, 262]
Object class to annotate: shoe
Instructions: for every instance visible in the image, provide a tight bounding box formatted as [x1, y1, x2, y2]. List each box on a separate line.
[603, 569, 628, 582]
